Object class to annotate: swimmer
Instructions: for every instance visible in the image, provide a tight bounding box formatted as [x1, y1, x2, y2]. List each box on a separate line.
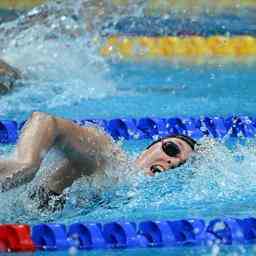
[0, 112, 196, 211]
[0, 59, 21, 94]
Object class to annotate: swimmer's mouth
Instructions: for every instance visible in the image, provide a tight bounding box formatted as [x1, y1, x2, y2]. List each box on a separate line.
[150, 165, 165, 174]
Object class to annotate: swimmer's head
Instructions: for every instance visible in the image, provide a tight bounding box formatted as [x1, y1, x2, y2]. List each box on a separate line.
[135, 135, 197, 176]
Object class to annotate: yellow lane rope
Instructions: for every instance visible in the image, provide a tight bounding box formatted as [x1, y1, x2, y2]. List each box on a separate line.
[100, 36, 256, 60]
[0, 0, 44, 10]
[143, 0, 256, 15]
[0, 0, 256, 11]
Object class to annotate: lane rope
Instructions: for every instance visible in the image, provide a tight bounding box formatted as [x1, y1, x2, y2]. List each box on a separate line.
[1, 115, 256, 144]
[1, 0, 256, 11]
[1, 217, 256, 251]
[103, 17, 256, 37]
[100, 36, 256, 60]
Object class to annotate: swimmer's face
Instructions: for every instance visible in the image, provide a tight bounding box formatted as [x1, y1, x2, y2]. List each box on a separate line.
[135, 137, 193, 176]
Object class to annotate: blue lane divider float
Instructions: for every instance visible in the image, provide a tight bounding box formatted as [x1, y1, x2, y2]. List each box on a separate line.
[1, 116, 256, 144]
[102, 15, 256, 37]
[31, 217, 256, 251]
[0, 120, 18, 144]
[0, 116, 256, 144]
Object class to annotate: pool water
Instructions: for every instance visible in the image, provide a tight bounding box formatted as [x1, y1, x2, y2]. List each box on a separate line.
[1, 61, 256, 120]
[1, 0, 256, 255]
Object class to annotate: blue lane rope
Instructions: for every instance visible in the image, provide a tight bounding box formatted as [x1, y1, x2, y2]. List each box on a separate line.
[102, 16, 256, 37]
[0, 116, 256, 144]
[31, 217, 256, 250]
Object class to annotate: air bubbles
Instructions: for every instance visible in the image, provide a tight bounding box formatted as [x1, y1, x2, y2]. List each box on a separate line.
[210, 73, 216, 80]
[213, 221, 225, 232]
[68, 246, 78, 256]
[60, 16, 67, 21]
[211, 243, 220, 256]
[27, 8, 40, 17]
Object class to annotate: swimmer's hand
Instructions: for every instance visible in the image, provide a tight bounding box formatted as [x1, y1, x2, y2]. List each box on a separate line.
[0, 159, 37, 192]
[0, 59, 21, 94]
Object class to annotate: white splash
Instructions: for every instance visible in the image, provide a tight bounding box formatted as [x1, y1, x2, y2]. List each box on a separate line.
[0, 0, 120, 116]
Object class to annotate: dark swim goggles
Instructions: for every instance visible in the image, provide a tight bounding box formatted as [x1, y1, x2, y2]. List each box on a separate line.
[161, 140, 181, 157]
[146, 138, 181, 158]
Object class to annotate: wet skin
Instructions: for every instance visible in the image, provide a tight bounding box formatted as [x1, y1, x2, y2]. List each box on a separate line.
[136, 137, 193, 176]
[0, 112, 194, 194]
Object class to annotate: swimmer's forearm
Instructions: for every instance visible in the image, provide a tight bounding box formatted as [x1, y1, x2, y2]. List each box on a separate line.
[45, 160, 79, 194]
[0, 160, 38, 192]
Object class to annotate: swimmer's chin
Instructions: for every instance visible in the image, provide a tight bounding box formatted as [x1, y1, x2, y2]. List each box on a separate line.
[144, 170, 155, 176]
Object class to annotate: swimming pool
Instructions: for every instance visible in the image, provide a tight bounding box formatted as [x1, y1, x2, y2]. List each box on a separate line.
[1, 0, 256, 255]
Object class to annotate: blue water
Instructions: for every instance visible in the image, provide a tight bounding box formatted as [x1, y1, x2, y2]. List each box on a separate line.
[1, 59, 256, 255]
[32, 244, 256, 256]
[1, 1, 256, 255]
[1, 61, 256, 120]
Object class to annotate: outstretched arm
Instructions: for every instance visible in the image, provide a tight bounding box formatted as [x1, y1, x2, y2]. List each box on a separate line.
[0, 112, 58, 191]
[0, 111, 121, 192]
